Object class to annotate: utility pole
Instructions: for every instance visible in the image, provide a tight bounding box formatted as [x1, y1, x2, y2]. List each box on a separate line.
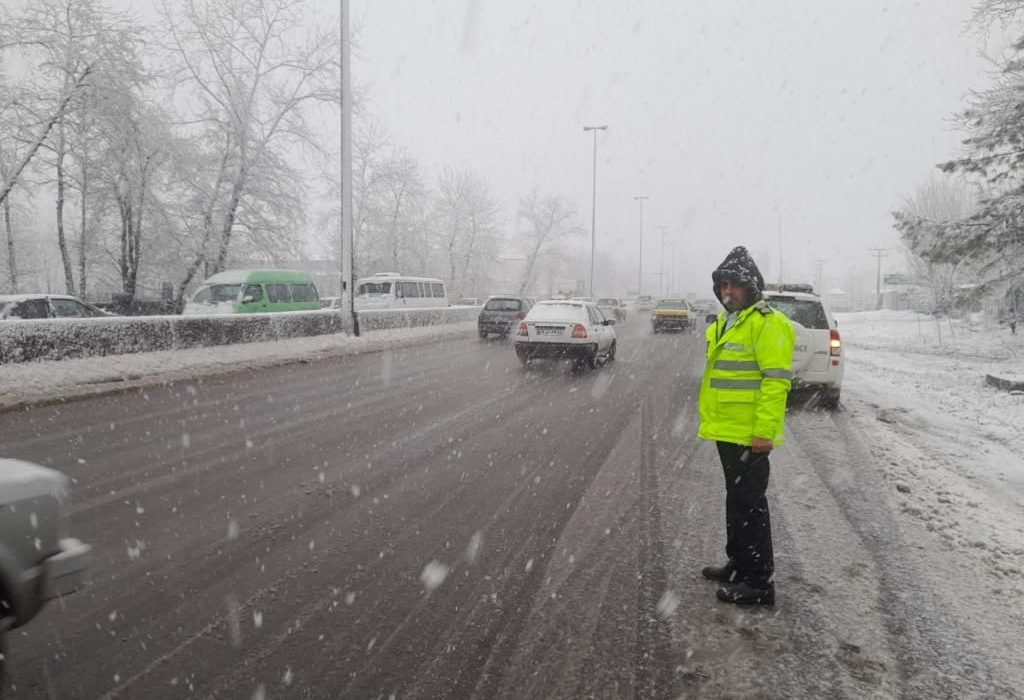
[812, 258, 826, 294]
[869, 248, 889, 310]
[776, 209, 784, 287]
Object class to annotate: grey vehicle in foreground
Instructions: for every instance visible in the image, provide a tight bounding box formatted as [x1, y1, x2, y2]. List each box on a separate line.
[0, 460, 90, 682]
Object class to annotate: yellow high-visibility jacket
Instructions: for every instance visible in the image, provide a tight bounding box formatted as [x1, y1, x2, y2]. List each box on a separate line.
[698, 300, 796, 446]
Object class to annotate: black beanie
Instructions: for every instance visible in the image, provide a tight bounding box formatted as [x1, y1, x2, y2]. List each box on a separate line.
[711, 246, 765, 306]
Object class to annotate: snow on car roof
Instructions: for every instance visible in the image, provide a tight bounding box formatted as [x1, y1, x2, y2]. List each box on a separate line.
[0, 458, 67, 503]
[0, 294, 82, 302]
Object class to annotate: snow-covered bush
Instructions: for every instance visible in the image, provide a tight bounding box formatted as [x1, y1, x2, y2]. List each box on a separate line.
[0, 306, 478, 364]
[356, 307, 479, 332]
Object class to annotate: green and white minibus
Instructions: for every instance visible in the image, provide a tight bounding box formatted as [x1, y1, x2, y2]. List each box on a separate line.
[183, 269, 321, 315]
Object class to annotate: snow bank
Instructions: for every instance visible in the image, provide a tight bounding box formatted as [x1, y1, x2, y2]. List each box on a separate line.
[836, 310, 1024, 597]
[0, 307, 479, 364]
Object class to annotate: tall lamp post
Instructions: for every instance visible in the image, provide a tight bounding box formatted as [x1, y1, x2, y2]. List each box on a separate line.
[340, 0, 357, 335]
[583, 125, 607, 298]
[657, 225, 668, 297]
[634, 195, 648, 297]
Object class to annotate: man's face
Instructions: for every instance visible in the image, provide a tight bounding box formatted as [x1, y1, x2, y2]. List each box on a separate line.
[719, 279, 749, 311]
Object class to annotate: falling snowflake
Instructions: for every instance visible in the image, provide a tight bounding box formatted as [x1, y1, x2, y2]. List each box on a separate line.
[227, 520, 239, 541]
[253, 611, 263, 629]
[657, 590, 680, 619]
[420, 560, 450, 591]
[282, 668, 294, 686]
[465, 532, 483, 564]
[525, 558, 534, 572]
[181, 433, 191, 449]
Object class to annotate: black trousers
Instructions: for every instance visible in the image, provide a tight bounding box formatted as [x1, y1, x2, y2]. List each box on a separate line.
[716, 441, 774, 588]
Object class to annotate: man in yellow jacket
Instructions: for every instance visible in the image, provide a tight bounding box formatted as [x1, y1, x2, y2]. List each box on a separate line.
[698, 246, 795, 606]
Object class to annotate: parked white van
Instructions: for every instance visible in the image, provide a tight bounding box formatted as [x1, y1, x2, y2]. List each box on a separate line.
[354, 273, 449, 310]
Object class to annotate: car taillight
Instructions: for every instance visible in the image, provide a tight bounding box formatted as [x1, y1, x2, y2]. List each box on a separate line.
[572, 324, 587, 339]
[517, 322, 529, 336]
[830, 329, 841, 356]
[516, 311, 525, 320]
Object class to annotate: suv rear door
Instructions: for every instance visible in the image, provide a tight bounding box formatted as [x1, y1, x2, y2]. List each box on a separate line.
[765, 295, 831, 373]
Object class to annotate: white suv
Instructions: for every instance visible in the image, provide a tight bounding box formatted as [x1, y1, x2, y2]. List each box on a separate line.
[763, 290, 843, 408]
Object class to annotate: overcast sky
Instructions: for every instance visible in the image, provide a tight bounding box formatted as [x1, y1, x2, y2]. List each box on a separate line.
[334, 0, 994, 296]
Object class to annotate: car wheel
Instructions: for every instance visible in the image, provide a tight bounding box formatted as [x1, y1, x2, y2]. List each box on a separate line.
[479, 330, 488, 340]
[822, 388, 841, 410]
[606, 340, 617, 363]
[516, 350, 531, 369]
[652, 325, 659, 334]
[586, 350, 599, 370]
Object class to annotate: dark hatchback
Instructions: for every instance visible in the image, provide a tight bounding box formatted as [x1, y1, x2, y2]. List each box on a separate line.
[478, 296, 533, 338]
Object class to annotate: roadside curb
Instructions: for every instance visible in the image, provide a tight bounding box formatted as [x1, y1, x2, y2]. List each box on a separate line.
[0, 324, 476, 414]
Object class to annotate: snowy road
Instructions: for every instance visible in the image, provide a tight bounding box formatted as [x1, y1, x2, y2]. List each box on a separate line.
[2, 318, 1021, 699]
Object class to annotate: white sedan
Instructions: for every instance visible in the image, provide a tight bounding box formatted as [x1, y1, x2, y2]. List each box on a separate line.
[513, 300, 617, 370]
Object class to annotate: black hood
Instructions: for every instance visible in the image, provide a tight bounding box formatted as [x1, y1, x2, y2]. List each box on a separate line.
[711, 246, 765, 307]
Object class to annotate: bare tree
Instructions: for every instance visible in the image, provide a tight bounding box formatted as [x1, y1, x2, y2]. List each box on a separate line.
[2, 0, 143, 296]
[160, 0, 339, 283]
[433, 168, 502, 297]
[516, 190, 583, 295]
[893, 176, 979, 313]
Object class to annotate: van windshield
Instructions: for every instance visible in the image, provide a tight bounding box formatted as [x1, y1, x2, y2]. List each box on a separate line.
[357, 282, 392, 296]
[192, 284, 241, 304]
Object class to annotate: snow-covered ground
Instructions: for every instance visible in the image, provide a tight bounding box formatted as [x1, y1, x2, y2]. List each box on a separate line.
[0, 322, 477, 410]
[836, 310, 1024, 599]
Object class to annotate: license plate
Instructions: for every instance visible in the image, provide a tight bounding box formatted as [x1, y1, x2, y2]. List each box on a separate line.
[537, 327, 561, 336]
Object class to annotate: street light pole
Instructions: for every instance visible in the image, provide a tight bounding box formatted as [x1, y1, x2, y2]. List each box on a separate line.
[583, 125, 607, 298]
[340, 0, 357, 335]
[667, 239, 676, 295]
[634, 195, 648, 297]
[657, 225, 668, 297]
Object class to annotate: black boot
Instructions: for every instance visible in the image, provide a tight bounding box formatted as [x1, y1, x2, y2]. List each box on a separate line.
[716, 581, 775, 606]
[701, 561, 738, 583]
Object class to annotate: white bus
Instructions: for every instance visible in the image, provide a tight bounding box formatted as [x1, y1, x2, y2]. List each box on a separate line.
[353, 272, 449, 310]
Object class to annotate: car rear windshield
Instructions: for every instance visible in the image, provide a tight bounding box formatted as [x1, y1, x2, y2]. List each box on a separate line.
[484, 298, 522, 311]
[527, 303, 586, 321]
[655, 301, 687, 310]
[768, 298, 830, 329]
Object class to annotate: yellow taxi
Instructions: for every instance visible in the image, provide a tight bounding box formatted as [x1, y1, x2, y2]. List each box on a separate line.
[651, 298, 696, 333]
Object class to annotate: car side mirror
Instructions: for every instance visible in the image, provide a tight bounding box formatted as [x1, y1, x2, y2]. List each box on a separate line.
[705, 314, 717, 324]
[242, 295, 256, 303]
[833, 319, 839, 328]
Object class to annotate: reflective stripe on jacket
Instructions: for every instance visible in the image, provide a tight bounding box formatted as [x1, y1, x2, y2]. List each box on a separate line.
[698, 301, 796, 446]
